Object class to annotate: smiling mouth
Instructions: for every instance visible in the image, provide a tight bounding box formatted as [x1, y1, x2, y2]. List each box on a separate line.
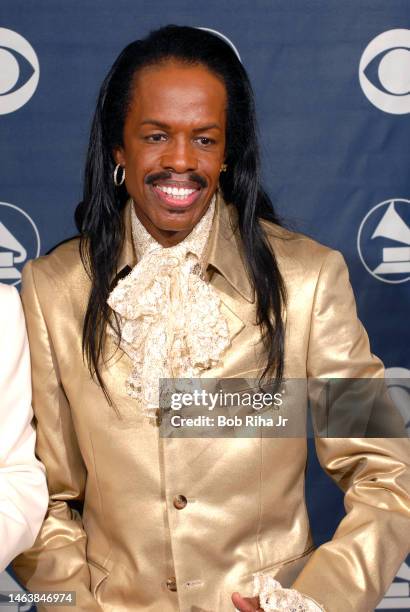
[151, 183, 202, 208]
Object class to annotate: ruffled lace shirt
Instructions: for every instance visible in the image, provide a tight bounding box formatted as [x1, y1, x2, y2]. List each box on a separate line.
[107, 195, 230, 418]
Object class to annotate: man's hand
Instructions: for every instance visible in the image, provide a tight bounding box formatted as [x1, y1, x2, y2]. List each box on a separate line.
[231, 591, 263, 611]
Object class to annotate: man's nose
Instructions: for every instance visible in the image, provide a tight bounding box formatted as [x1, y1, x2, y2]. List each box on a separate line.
[160, 138, 198, 173]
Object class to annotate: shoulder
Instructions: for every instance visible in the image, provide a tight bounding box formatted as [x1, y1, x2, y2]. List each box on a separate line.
[0, 283, 20, 310]
[23, 237, 86, 293]
[259, 218, 333, 261]
[28, 236, 82, 276]
[258, 217, 346, 278]
[21, 237, 90, 316]
[0, 284, 29, 378]
[0, 283, 24, 334]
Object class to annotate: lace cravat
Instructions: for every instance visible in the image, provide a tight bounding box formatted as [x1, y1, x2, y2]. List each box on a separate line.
[107, 195, 230, 419]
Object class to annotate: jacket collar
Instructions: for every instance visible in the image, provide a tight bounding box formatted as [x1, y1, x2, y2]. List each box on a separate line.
[116, 191, 254, 303]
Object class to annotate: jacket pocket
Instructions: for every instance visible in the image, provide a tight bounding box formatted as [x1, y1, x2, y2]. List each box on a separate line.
[240, 544, 316, 587]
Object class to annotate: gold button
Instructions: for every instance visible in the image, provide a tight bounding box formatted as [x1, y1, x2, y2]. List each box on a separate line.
[166, 576, 177, 592]
[173, 494, 187, 510]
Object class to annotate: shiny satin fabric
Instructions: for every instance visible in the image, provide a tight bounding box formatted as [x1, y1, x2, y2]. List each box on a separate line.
[12, 193, 410, 611]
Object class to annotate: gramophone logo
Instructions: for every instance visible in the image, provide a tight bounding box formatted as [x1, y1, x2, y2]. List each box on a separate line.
[0, 202, 40, 286]
[357, 199, 410, 284]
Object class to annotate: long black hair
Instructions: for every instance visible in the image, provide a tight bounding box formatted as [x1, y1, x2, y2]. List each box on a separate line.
[75, 25, 287, 400]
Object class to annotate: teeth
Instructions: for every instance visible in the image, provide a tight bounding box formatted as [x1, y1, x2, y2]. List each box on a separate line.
[156, 185, 197, 197]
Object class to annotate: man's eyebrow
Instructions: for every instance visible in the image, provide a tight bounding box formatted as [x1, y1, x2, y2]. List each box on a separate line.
[192, 123, 221, 132]
[140, 119, 221, 132]
[140, 119, 170, 129]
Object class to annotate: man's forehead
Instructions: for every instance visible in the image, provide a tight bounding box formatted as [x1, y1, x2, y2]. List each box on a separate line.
[140, 118, 222, 132]
[130, 62, 227, 116]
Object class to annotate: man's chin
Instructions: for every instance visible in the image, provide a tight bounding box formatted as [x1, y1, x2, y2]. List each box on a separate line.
[154, 215, 200, 233]
[151, 198, 212, 226]
[133, 190, 215, 238]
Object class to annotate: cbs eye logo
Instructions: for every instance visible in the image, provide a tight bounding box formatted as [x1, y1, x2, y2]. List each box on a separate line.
[197, 27, 241, 62]
[0, 28, 40, 115]
[359, 28, 410, 115]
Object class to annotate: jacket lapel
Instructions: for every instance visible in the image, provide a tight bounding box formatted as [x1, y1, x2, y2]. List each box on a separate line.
[202, 191, 255, 341]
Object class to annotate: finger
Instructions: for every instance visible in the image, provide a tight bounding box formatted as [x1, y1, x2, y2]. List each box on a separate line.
[231, 591, 261, 611]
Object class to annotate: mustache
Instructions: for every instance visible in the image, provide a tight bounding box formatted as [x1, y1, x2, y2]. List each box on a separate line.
[144, 171, 207, 189]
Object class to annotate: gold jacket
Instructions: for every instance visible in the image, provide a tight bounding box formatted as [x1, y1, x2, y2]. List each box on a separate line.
[13, 194, 410, 611]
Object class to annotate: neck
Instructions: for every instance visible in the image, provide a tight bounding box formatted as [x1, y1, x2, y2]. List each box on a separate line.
[132, 202, 212, 248]
[131, 195, 216, 261]
[136, 216, 191, 247]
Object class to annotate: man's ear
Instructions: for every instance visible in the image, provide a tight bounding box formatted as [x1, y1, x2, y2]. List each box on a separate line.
[113, 147, 125, 166]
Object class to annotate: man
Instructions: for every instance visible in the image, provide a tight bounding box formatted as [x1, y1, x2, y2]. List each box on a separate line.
[0, 283, 48, 571]
[13, 26, 410, 611]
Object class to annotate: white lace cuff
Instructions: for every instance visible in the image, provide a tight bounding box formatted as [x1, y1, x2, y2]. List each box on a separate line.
[252, 573, 325, 611]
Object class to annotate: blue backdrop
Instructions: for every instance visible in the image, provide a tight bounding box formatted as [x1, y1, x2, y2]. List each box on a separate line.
[1, 1, 409, 610]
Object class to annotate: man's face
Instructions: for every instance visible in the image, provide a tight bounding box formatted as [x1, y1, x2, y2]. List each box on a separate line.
[114, 60, 227, 247]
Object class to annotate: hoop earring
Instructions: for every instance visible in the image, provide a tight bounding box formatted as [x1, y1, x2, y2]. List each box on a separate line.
[113, 164, 125, 186]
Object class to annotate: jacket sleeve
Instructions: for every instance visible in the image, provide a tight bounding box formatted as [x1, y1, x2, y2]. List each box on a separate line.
[292, 250, 410, 612]
[11, 262, 101, 611]
[0, 284, 48, 572]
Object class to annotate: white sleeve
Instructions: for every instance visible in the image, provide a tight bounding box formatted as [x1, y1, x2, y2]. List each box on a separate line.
[0, 283, 48, 571]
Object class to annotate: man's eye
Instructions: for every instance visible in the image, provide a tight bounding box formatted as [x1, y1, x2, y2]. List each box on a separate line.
[145, 133, 167, 142]
[195, 137, 215, 146]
